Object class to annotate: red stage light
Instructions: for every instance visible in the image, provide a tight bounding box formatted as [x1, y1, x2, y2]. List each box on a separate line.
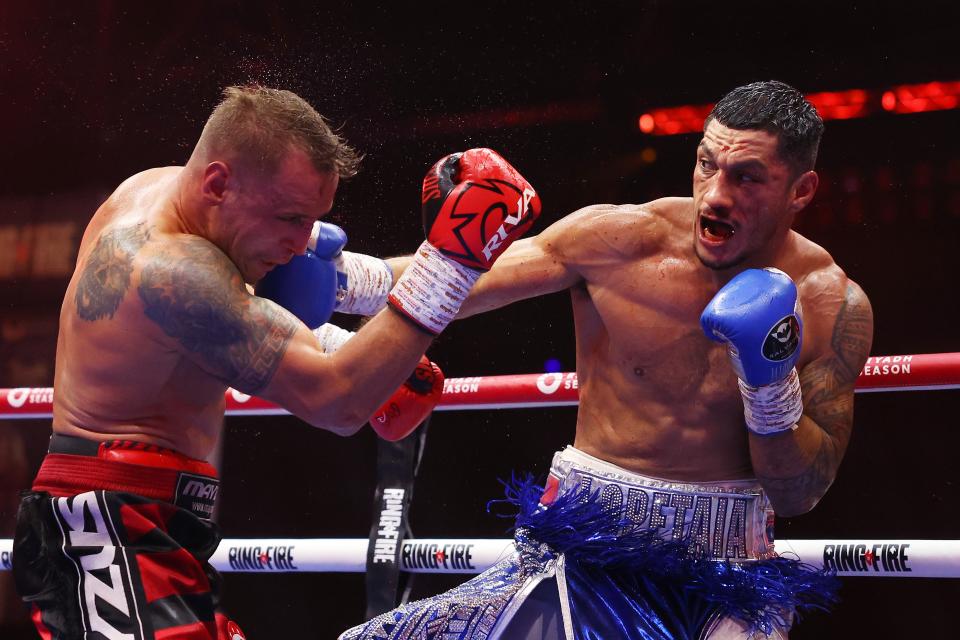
[638, 113, 655, 133]
[638, 80, 958, 136]
[882, 91, 897, 111]
[888, 81, 960, 114]
[638, 104, 713, 136]
[806, 89, 871, 120]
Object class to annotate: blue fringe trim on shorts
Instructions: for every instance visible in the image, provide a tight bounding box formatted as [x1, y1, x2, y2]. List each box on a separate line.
[489, 473, 839, 636]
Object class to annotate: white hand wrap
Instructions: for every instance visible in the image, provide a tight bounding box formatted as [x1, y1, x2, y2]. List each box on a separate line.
[738, 367, 804, 436]
[387, 240, 481, 335]
[312, 323, 355, 354]
[335, 251, 393, 315]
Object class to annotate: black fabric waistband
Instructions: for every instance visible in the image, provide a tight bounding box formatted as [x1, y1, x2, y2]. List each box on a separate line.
[49, 433, 102, 456]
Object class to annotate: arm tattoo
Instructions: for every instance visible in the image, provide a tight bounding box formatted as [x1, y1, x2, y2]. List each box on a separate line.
[75, 223, 151, 320]
[830, 283, 874, 382]
[138, 239, 299, 394]
[758, 283, 873, 505]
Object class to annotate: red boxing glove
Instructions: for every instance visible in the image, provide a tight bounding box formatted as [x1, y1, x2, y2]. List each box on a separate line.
[370, 356, 444, 441]
[389, 149, 539, 334]
[421, 148, 541, 271]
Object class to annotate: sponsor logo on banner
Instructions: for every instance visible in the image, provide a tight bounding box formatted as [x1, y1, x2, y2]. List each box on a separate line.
[229, 388, 251, 403]
[537, 372, 578, 395]
[6, 388, 30, 408]
[55, 491, 143, 639]
[822, 542, 912, 573]
[860, 355, 913, 377]
[537, 373, 562, 394]
[372, 488, 405, 563]
[174, 473, 219, 520]
[443, 377, 482, 394]
[227, 545, 297, 571]
[5, 387, 54, 409]
[1, 550, 11, 570]
[401, 542, 476, 571]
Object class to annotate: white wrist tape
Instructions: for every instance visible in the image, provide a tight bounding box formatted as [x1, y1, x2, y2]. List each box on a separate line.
[312, 323, 355, 354]
[387, 240, 481, 335]
[335, 251, 393, 316]
[739, 367, 803, 436]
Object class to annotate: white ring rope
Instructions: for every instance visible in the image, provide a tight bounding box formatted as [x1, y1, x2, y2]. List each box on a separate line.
[1, 537, 956, 577]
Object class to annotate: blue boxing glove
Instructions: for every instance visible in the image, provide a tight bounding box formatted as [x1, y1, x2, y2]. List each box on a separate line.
[700, 268, 804, 436]
[254, 222, 347, 329]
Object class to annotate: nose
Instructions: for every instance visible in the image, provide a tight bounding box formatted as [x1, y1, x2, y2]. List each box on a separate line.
[702, 173, 734, 215]
[291, 226, 312, 256]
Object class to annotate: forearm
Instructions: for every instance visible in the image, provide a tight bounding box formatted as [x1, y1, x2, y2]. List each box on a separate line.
[385, 253, 528, 319]
[384, 255, 412, 285]
[708, 275, 871, 518]
[271, 308, 432, 435]
[459, 239, 579, 319]
[749, 411, 845, 516]
[329, 308, 433, 424]
[457, 269, 530, 318]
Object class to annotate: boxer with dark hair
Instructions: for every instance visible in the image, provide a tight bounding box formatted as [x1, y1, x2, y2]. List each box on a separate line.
[12, 85, 539, 639]
[341, 80, 873, 639]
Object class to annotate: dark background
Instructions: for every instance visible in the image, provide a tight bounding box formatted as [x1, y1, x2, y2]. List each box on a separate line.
[1, 2, 958, 637]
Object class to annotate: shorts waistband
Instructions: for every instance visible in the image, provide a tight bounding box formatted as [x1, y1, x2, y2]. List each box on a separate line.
[546, 446, 775, 560]
[33, 434, 219, 520]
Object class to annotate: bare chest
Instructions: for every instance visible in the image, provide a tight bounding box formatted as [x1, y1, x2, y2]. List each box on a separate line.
[577, 257, 740, 406]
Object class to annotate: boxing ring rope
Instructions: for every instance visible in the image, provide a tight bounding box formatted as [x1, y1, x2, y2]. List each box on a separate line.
[1, 351, 958, 577]
[1, 537, 958, 578]
[0, 352, 955, 419]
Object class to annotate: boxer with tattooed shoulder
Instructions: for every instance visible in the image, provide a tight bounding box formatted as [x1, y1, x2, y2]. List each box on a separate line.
[12, 85, 539, 639]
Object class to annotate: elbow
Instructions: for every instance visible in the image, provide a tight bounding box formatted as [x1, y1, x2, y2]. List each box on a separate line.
[299, 380, 371, 437]
[770, 489, 827, 517]
[327, 420, 367, 438]
[773, 499, 818, 518]
[312, 403, 369, 437]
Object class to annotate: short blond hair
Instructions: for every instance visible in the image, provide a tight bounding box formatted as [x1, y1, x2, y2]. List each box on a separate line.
[197, 85, 361, 178]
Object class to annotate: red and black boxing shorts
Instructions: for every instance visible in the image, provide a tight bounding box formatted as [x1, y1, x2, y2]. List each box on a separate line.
[12, 434, 246, 639]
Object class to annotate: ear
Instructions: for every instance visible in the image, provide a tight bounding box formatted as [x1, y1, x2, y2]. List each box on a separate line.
[201, 161, 230, 204]
[787, 170, 818, 215]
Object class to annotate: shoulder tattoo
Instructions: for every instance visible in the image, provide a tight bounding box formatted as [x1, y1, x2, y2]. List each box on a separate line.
[75, 222, 151, 321]
[798, 282, 874, 435]
[829, 282, 874, 384]
[138, 239, 299, 393]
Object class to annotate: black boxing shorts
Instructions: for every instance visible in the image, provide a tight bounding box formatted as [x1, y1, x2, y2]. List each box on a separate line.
[12, 434, 246, 639]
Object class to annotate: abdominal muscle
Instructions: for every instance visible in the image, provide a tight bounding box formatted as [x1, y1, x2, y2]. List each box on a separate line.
[568, 280, 756, 483]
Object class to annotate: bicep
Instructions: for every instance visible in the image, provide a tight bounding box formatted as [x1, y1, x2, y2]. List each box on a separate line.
[460, 221, 582, 317]
[800, 280, 874, 447]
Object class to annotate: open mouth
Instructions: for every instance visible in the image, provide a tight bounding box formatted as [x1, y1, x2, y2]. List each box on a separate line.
[700, 215, 735, 242]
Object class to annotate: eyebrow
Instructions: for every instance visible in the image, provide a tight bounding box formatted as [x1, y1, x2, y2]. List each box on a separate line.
[697, 142, 768, 175]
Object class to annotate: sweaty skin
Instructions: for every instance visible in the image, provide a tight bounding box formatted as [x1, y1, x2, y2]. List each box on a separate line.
[447, 122, 874, 517]
[54, 152, 432, 459]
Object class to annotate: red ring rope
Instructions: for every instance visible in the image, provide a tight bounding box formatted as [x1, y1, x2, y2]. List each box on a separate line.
[0, 352, 956, 420]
